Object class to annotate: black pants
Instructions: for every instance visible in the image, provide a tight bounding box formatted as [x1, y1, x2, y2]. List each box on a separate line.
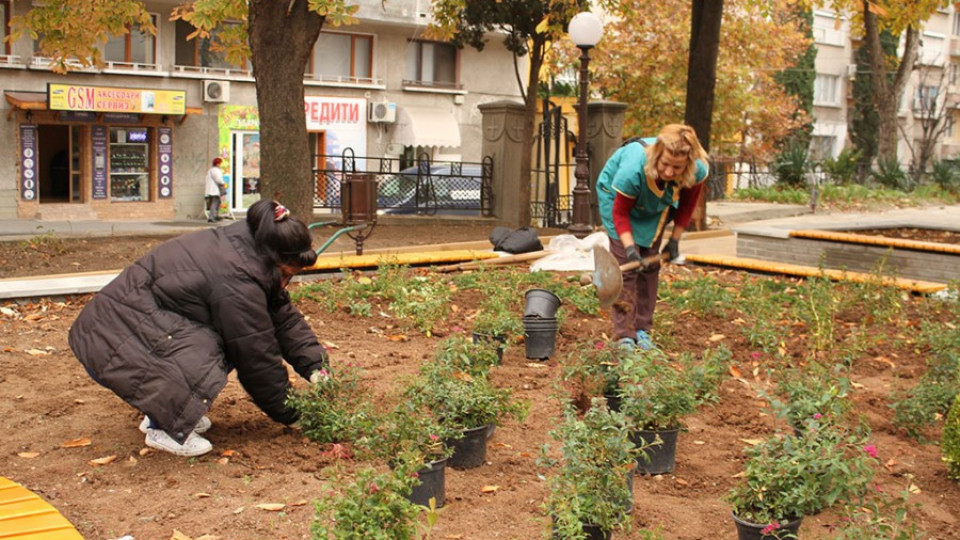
[205, 195, 221, 221]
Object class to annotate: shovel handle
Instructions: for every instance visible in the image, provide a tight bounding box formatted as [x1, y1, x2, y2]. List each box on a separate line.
[620, 251, 670, 272]
[435, 250, 554, 273]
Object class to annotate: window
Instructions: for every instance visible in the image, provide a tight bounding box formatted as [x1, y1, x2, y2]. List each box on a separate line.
[954, 12, 960, 36]
[104, 14, 157, 66]
[405, 40, 459, 89]
[813, 13, 845, 47]
[915, 85, 939, 112]
[809, 136, 835, 161]
[918, 33, 945, 66]
[1, 1, 9, 55]
[307, 31, 373, 82]
[951, 63, 959, 86]
[109, 127, 151, 202]
[814, 74, 840, 106]
[174, 19, 248, 71]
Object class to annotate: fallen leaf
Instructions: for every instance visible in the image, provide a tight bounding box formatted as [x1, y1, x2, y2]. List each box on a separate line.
[89, 455, 117, 466]
[480, 485, 499, 493]
[74, 399, 85, 404]
[675, 477, 689, 486]
[492, 442, 512, 449]
[17, 452, 41, 458]
[708, 333, 726, 342]
[290, 500, 308, 507]
[728, 365, 742, 378]
[196, 535, 221, 540]
[693, 440, 705, 445]
[321, 340, 339, 349]
[256, 503, 286, 511]
[221, 449, 236, 457]
[0, 307, 18, 317]
[357, 276, 373, 285]
[850, 382, 865, 389]
[525, 363, 548, 369]
[194, 492, 212, 498]
[170, 531, 192, 540]
[139, 448, 152, 457]
[61, 437, 92, 448]
[908, 483, 921, 494]
[873, 356, 896, 368]
[25, 348, 49, 356]
[731, 471, 745, 478]
[217, 457, 230, 465]
[386, 334, 408, 342]
[233, 507, 245, 514]
[739, 438, 764, 446]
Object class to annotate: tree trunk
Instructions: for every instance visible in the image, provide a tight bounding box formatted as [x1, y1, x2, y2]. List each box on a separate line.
[248, 0, 324, 222]
[514, 36, 546, 228]
[684, 0, 723, 231]
[864, 0, 919, 163]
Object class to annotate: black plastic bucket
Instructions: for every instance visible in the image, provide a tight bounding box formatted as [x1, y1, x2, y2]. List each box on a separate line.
[524, 288, 561, 319]
[631, 428, 679, 475]
[447, 424, 490, 469]
[471, 332, 506, 363]
[407, 458, 447, 508]
[524, 317, 558, 360]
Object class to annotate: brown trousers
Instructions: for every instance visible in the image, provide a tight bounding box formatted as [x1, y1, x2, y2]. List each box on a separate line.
[607, 235, 664, 340]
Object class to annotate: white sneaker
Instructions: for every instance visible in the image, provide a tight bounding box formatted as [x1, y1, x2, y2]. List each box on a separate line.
[144, 428, 213, 457]
[139, 415, 212, 434]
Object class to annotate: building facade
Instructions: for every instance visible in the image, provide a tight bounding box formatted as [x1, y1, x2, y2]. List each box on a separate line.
[0, 0, 524, 220]
[810, 7, 960, 164]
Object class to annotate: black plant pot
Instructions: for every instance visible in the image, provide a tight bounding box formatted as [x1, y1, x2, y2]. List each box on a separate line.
[552, 522, 612, 540]
[731, 513, 803, 540]
[447, 424, 490, 469]
[630, 428, 679, 475]
[524, 288, 561, 318]
[523, 316, 558, 360]
[407, 458, 447, 508]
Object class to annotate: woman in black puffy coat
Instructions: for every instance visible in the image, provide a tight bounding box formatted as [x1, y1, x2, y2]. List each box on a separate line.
[69, 199, 328, 457]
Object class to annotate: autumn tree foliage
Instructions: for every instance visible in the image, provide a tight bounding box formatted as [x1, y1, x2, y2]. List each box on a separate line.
[9, 0, 359, 222]
[590, 0, 811, 160]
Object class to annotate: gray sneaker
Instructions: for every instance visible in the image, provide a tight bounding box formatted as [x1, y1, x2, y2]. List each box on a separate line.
[144, 429, 213, 457]
[616, 337, 636, 351]
[139, 415, 211, 434]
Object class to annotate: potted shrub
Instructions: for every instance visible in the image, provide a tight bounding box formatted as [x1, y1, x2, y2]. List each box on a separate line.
[557, 340, 623, 413]
[615, 349, 700, 475]
[726, 421, 876, 540]
[471, 304, 519, 363]
[544, 399, 638, 539]
[435, 333, 501, 376]
[761, 365, 852, 435]
[286, 364, 378, 445]
[406, 361, 528, 469]
[363, 400, 460, 508]
[311, 460, 439, 539]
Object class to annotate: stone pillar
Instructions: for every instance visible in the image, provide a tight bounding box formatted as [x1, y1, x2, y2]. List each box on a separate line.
[586, 101, 627, 227]
[479, 100, 527, 226]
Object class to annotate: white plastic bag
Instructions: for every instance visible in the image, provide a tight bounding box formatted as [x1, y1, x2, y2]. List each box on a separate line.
[530, 232, 610, 272]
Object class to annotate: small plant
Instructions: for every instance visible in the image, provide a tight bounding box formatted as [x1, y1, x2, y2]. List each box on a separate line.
[406, 361, 528, 431]
[557, 340, 622, 412]
[772, 143, 810, 188]
[726, 421, 876, 527]
[286, 364, 377, 444]
[930, 160, 960, 194]
[310, 460, 435, 540]
[661, 274, 734, 317]
[359, 400, 459, 465]
[432, 334, 500, 377]
[891, 350, 960, 440]
[472, 300, 523, 339]
[821, 148, 862, 185]
[543, 400, 638, 539]
[942, 394, 960, 481]
[762, 364, 853, 432]
[873, 155, 913, 192]
[834, 481, 924, 540]
[615, 348, 701, 431]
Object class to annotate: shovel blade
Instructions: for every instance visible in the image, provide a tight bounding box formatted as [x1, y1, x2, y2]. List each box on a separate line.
[592, 246, 623, 309]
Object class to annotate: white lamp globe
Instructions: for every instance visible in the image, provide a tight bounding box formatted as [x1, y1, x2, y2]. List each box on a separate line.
[568, 12, 604, 48]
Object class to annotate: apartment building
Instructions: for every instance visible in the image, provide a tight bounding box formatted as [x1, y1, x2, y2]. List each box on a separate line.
[810, 7, 960, 164]
[0, 0, 523, 220]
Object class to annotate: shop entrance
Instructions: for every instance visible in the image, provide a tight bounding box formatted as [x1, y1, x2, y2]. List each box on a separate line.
[231, 131, 260, 211]
[37, 124, 82, 203]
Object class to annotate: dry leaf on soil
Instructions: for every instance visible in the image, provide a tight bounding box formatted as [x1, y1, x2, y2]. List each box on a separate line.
[480, 485, 499, 493]
[61, 437, 92, 448]
[17, 452, 41, 458]
[255, 503, 286, 511]
[89, 455, 117, 466]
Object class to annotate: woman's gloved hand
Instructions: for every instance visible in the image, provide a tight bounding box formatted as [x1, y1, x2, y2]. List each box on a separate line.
[662, 238, 680, 261]
[625, 244, 641, 264]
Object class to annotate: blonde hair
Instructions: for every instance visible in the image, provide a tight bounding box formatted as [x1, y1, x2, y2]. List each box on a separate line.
[643, 124, 709, 189]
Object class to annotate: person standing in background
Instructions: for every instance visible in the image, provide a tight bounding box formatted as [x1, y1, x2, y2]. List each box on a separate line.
[205, 157, 226, 222]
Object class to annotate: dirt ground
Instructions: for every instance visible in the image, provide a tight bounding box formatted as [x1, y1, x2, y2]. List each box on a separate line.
[1, 224, 958, 540]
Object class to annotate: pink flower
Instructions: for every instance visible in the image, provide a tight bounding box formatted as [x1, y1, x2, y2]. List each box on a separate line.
[761, 522, 781, 535]
[863, 444, 878, 458]
[595, 341, 606, 350]
[750, 352, 761, 360]
[813, 413, 822, 420]
[429, 434, 440, 441]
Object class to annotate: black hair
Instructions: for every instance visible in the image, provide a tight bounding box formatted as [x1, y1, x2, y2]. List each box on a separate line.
[246, 200, 318, 269]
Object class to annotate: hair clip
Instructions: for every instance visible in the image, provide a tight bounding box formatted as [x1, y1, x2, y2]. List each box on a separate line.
[274, 203, 291, 222]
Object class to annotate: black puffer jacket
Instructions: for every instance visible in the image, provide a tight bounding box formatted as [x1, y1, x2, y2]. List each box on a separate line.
[69, 221, 327, 444]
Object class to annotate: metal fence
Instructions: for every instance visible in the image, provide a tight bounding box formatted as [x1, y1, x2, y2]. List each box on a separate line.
[312, 150, 494, 217]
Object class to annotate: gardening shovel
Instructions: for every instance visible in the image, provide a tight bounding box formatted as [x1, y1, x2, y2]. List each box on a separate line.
[585, 246, 681, 309]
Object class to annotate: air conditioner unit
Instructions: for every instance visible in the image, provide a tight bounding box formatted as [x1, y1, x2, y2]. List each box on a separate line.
[846, 64, 857, 78]
[368, 101, 397, 123]
[203, 80, 230, 103]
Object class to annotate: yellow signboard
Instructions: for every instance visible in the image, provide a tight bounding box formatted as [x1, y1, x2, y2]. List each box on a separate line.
[48, 84, 186, 115]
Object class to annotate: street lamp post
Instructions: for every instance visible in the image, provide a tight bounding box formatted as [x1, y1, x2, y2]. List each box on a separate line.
[567, 12, 603, 239]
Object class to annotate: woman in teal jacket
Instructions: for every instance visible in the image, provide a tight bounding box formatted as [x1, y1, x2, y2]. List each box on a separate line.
[596, 124, 709, 350]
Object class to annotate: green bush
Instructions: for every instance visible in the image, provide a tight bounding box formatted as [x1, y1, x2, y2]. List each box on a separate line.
[930, 160, 960, 194]
[873, 156, 912, 192]
[821, 148, 861, 185]
[943, 394, 960, 481]
[772, 144, 811, 188]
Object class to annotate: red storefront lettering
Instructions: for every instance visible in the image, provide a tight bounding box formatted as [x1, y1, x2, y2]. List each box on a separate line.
[67, 87, 96, 110]
[304, 101, 360, 125]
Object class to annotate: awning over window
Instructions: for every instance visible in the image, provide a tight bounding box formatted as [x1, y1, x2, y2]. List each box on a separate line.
[4, 91, 202, 124]
[391, 106, 461, 149]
